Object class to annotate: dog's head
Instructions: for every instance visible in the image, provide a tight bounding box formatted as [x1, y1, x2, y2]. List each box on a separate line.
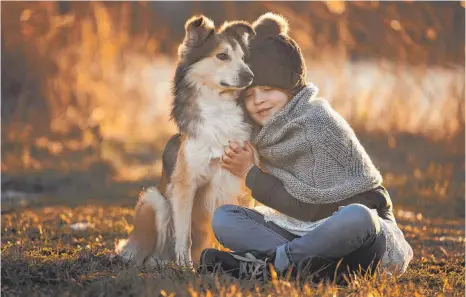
[177, 16, 256, 91]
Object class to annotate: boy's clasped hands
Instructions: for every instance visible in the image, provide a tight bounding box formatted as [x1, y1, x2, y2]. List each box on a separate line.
[221, 141, 256, 178]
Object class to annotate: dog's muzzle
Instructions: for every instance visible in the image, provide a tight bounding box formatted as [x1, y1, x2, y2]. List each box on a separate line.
[238, 71, 254, 87]
[220, 72, 254, 89]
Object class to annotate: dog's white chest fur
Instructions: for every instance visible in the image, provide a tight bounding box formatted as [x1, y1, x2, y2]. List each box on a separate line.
[183, 93, 250, 209]
[185, 95, 250, 171]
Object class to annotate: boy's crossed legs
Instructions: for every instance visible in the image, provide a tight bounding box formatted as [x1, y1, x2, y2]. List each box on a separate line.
[210, 203, 386, 281]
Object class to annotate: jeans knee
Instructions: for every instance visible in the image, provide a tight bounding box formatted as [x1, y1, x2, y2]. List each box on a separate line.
[212, 204, 238, 237]
[340, 204, 380, 233]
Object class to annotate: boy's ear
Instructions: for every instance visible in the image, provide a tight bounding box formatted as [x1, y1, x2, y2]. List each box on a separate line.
[220, 21, 256, 44]
[183, 15, 215, 47]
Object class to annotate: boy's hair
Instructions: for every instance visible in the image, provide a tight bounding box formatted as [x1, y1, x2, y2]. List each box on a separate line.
[247, 13, 307, 96]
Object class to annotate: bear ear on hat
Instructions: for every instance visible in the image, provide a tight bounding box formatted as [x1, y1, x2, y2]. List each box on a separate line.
[253, 12, 289, 37]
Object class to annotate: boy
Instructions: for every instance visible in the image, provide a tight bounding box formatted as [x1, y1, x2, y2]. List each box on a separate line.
[200, 13, 413, 283]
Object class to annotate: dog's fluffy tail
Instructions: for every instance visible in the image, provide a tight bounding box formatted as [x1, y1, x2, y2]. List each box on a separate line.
[115, 187, 172, 266]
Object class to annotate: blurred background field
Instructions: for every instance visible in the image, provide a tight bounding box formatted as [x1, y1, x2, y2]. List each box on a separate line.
[1, 1, 464, 218]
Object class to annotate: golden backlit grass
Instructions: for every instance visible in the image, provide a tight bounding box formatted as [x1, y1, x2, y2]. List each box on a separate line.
[1, 205, 464, 297]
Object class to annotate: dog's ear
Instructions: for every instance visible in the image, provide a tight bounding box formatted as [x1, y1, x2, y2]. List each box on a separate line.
[220, 21, 256, 43]
[183, 15, 215, 47]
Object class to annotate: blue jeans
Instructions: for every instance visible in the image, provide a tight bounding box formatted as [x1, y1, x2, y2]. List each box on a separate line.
[212, 203, 386, 277]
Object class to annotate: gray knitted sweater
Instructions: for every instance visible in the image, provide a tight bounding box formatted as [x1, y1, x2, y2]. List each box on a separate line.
[251, 84, 413, 274]
[252, 84, 383, 203]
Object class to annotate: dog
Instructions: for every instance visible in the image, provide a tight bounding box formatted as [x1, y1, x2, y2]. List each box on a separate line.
[116, 15, 256, 267]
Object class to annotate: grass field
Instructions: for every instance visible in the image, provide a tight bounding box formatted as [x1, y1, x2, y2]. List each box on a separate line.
[2, 133, 465, 297]
[1, 204, 464, 297]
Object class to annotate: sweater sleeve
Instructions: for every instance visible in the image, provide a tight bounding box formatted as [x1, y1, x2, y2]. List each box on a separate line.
[245, 165, 395, 222]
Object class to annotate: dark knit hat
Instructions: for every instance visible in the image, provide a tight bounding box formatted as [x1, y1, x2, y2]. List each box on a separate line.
[247, 13, 307, 96]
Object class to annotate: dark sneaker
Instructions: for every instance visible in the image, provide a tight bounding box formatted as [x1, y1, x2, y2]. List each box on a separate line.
[297, 256, 343, 285]
[199, 248, 275, 281]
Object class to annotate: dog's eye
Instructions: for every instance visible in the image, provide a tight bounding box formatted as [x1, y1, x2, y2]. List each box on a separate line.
[216, 53, 229, 61]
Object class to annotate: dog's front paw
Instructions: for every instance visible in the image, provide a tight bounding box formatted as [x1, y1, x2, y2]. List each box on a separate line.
[175, 250, 193, 268]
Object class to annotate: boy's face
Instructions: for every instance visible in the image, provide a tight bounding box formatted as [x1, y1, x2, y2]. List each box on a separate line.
[243, 86, 290, 126]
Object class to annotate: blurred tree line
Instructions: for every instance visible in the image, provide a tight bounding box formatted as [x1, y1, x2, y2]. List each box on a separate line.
[3, 1, 464, 66]
[148, 1, 465, 66]
[1, 1, 464, 178]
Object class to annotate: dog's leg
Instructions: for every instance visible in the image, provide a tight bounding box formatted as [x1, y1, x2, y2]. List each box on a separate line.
[169, 145, 197, 267]
[171, 184, 196, 266]
[190, 183, 215, 263]
[116, 190, 158, 266]
[116, 155, 176, 267]
[142, 187, 173, 267]
[209, 167, 243, 212]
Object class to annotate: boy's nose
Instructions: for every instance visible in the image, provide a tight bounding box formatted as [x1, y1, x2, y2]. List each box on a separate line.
[254, 93, 266, 105]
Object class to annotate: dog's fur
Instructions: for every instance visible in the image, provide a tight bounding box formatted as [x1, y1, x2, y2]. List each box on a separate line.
[116, 15, 256, 266]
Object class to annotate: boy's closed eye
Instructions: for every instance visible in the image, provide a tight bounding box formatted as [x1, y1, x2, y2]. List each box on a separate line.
[245, 87, 271, 101]
[244, 90, 254, 101]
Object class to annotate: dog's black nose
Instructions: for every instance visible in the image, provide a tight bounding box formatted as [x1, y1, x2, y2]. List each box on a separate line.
[239, 72, 254, 83]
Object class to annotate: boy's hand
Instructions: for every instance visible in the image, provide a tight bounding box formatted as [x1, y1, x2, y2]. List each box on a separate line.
[221, 141, 255, 178]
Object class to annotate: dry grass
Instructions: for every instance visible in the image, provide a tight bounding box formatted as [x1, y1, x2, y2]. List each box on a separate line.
[2, 132, 464, 296]
[1, 205, 464, 297]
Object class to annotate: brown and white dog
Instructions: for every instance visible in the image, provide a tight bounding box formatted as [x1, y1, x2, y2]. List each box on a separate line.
[116, 15, 256, 266]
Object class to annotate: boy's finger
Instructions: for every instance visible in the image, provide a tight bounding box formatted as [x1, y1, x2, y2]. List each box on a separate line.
[229, 141, 243, 153]
[220, 162, 233, 172]
[244, 141, 253, 152]
[224, 147, 237, 157]
[222, 155, 233, 163]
